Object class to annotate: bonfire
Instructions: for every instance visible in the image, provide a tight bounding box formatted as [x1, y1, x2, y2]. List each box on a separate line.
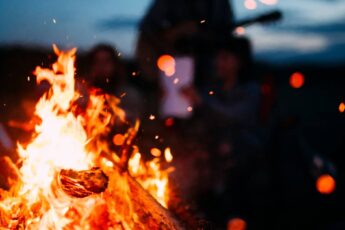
[0, 45, 185, 229]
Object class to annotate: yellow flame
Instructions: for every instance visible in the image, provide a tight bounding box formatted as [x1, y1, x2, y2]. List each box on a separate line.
[0, 45, 174, 228]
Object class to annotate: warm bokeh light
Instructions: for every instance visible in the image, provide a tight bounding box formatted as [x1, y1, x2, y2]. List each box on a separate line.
[316, 174, 336, 195]
[289, 72, 305, 89]
[164, 147, 173, 163]
[339, 102, 345, 113]
[149, 114, 156, 120]
[234, 26, 246, 36]
[157, 54, 175, 77]
[150, 147, 162, 157]
[244, 0, 257, 10]
[113, 133, 125, 146]
[259, 0, 278, 5]
[227, 217, 247, 230]
[165, 117, 174, 127]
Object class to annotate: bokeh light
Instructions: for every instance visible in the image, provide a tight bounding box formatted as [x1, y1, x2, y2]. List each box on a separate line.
[150, 147, 162, 157]
[234, 27, 246, 36]
[227, 217, 247, 230]
[244, 0, 257, 10]
[316, 174, 336, 195]
[289, 72, 305, 89]
[157, 54, 175, 77]
[165, 118, 174, 127]
[113, 134, 125, 146]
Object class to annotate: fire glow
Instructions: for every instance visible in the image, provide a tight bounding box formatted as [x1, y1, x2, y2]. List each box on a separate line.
[0, 45, 177, 229]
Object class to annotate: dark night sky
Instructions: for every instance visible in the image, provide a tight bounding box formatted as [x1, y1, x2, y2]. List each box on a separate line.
[1, 0, 345, 64]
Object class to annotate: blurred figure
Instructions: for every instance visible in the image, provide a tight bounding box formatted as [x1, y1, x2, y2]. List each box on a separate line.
[86, 44, 143, 120]
[203, 37, 261, 153]
[186, 37, 263, 227]
[136, 0, 234, 84]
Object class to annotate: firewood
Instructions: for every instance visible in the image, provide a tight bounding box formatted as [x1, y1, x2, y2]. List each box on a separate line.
[58, 166, 185, 229]
[103, 166, 186, 230]
[58, 167, 108, 198]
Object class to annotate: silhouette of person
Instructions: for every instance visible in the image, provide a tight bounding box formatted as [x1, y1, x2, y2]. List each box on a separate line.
[136, 0, 235, 83]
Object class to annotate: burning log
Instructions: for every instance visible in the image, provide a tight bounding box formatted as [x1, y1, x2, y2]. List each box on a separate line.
[0, 46, 190, 229]
[58, 167, 108, 198]
[57, 165, 185, 229]
[104, 166, 186, 230]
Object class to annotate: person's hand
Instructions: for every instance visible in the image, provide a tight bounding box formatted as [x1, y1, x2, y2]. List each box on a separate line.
[180, 85, 202, 106]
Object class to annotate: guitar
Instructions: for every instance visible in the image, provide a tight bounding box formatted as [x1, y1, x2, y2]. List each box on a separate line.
[136, 10, 282, 80]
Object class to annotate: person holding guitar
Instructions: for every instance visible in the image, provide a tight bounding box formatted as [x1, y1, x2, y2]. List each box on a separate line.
[136, 0, 235, 85]
[136, 0, 281, 87]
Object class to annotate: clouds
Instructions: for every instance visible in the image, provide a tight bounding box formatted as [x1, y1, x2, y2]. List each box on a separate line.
[248, 27, 329, 53]
[233, 0, 345, 63]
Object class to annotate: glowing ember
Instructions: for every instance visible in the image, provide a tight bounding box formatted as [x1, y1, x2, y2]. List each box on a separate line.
[0, 45, 175, 229]
[316, 174, 336, 195]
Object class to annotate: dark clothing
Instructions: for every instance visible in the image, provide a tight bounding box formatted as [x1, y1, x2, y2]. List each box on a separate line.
[199, 81, 263, 224]
[203, 81, 260, 129]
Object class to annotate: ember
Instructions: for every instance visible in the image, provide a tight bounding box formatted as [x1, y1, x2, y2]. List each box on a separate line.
[0, 46, 182, 229]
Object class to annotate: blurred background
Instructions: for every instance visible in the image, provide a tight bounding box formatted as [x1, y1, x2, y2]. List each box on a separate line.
[0, 0, 344, 229]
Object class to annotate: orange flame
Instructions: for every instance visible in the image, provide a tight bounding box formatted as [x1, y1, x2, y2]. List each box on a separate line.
[0, 45, 173, 228]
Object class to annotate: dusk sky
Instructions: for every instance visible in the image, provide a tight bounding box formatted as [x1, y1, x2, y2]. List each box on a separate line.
[1, 0, 345, 63]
